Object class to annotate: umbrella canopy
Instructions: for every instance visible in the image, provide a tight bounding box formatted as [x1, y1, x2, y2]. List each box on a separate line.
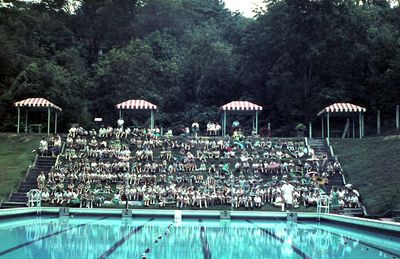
[220, 101, 263, 111]
[14, 97, 61, 134]
[14, 97, 62, 111]
[219, 101, 262, 136]
[318, 103, 366, 116]
[115, 99, 157, 110]
[115, 99, 157, 129]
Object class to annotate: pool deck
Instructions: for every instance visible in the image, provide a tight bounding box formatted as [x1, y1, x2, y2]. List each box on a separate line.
[0, 207, 399, 233]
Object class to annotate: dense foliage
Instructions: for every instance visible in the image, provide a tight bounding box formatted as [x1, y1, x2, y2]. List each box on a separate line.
[1, 0, 400, 134]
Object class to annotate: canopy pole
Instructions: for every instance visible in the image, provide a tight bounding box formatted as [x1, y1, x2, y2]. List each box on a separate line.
[17, 107, 20, 134]
[220, 113, 223, 136]
[396, 105, 399, 130]
[377, 110, 381, 135]
[150, 110, 154, 129]
[321, 116, 324, 138]
[47, 107, 51, 135]
[362, 113, 365, 137]
[255, 111, 259, 135]
[359, 113, 362, 139]
[25, 110, 28, 133]
[55, 112, 58, 134]
[327, 112, 330, 139]
[119, 108, 122, 118]
[352, 116, 355, 139]
[252, 114, 255, 133]
[223, 110, 227, 136]
[309, 121, 312, 138]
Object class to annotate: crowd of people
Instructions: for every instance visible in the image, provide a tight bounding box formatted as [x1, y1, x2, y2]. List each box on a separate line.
[29, 123, 361, 211]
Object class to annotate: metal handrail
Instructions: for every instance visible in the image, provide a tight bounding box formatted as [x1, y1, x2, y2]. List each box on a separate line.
[6, 154, 38, 202]
[55, 141, 66, 167]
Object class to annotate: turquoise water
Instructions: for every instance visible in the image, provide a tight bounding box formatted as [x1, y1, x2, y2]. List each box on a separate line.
[0, 216, 399, 259]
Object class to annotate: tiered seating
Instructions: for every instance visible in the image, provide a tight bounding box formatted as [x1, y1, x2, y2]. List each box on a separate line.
[30, 126, 360, 210]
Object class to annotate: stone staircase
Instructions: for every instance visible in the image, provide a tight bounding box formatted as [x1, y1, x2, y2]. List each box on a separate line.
[308, 138, 334, 161]
[308, 138, 343, 193]
[308, 138, 365, 216]
[1, 156, 56, 209]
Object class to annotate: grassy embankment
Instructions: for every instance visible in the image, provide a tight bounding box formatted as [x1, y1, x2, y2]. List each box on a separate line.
[331, 136, 400, 216]
[0, 133, 44, 201]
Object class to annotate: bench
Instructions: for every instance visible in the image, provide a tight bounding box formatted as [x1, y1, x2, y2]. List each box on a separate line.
[28, 124, 44, 133]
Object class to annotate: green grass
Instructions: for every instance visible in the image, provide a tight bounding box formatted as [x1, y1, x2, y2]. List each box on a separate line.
[331, 136, 400, 216]
[0, 133, 44, 201]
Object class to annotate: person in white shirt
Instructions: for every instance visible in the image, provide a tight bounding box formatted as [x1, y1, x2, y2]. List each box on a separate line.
[281, 181, 294, 210]
[117, 117, 124, 130]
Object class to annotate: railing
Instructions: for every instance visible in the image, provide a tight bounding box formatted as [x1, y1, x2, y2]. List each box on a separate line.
[55, 141, 66, 167]
[316, 194, 330, 220]
[23, 155, 38, 182]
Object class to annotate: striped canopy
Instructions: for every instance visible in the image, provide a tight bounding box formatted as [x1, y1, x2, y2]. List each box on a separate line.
[318, 103, 366, 116]
[221, 101, 263, 111]
[14, 98, 62, 111]
[116, 99, 157, 110]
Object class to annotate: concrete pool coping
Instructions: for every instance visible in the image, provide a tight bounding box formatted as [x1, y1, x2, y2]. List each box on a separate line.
[0, 207, 399, 233]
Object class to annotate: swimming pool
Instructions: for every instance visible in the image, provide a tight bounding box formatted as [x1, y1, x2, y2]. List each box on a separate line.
[0, 211, 399, 259]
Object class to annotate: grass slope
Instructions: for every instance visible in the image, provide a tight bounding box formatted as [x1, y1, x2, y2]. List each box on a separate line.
[0, 133, 44, 201]
[331, 136, 400, 216]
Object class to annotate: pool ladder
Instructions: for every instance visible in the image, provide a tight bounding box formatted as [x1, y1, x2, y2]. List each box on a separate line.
[316, 195, 330, 221]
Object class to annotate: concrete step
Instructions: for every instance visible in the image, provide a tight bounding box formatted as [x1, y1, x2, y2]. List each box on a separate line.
[1, 201, 27, 208]
[341, 207, 364, 216]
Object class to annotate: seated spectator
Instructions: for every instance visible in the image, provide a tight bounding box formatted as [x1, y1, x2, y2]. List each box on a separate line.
[38, 138, 48, 156]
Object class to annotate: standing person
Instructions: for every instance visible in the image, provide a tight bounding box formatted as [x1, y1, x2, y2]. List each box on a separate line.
[117, 117, 124, 131]
[281, 181, 294, 211]
[192, 121, 200, 137]
[330, 186, 339, 212]
[121, 189, 129, 210]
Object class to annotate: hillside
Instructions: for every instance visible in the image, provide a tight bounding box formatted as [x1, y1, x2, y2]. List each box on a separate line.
[331, 136, 400, 216]
[0, 133, 43, 201]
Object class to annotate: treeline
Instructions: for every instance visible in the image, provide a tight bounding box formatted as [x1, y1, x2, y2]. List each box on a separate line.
[1, 0, 399, 135]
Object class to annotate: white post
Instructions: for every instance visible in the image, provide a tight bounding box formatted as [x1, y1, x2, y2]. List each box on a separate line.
[327, 112, 330, 139]
[362, 113, 365, 137]
[396, 105, 399, 130]
[352, 117, 355, 139]
[47, 107, 51, 135]
[321, 117, 324, 138]
[255, 111, 259, 134]
[25, 110, 28, 133]
[309, 121, 312, 138]
[359, 113, 362, 139]
[17, 107, 20, 134]
[223, 110, 227, 136]
[119, 108, 122, 119]
[252, 114, 255, 131]
[150, 110, 154, 129]
[377, 110, 380, 135]
[55, 112, 58, 134]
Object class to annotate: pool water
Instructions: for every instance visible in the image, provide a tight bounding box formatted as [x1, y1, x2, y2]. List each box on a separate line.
[0, 216, 399, 259]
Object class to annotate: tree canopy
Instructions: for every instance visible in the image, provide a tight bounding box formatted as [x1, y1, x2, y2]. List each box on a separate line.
[1, 0, 399, 134]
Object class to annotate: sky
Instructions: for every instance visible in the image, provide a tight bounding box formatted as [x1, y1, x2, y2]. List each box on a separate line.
[223, 0, 265, 17]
